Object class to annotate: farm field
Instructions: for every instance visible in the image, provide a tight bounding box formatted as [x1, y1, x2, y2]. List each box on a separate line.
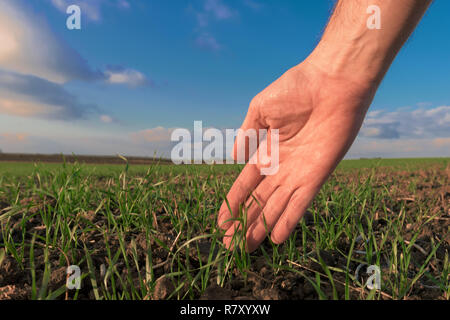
[0, 157, 449, 300]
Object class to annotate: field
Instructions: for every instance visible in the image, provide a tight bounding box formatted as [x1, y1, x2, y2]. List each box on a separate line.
[0, 157, 449, 300]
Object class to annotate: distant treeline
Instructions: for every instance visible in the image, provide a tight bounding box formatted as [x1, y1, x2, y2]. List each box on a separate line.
[0, 153, 172, 165]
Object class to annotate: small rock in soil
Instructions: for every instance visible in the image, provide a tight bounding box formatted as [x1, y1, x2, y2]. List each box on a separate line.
[255, 288, 281, 300]
[280, 278, 295, 291]
[49, 266, 67, 291]
[153, 277, 175, 300]
[0, 284, 31, 300]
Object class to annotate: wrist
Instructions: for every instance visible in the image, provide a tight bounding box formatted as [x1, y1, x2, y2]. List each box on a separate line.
[303, 0, 432, 89]
[305, 36, 388, 90]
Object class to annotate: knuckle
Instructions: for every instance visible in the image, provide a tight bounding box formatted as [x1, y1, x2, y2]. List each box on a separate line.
[249, 94, 264, 114]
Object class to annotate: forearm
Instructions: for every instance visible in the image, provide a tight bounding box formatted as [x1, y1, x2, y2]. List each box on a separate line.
[307, 0, 432, 87]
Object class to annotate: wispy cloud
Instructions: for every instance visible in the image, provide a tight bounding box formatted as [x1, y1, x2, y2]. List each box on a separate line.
[0, 127, 178, 157]
[243, 0, 264, 11]
[104, 66, 151, 87]
[116, 0, 131, 10]
[347, 137, 450, 159]
[99, 115, 118, 124]
[0, 0, 101, 84]
[130, 127, 176, 143]
[0, 70, 98, 120]
[433, 137, 450, 148]
[0, 0, 148, 123]
[190, 0, 237, 51]
[348, 105, 450, 158]
[1, 1, 146, 86]
[204, 0, 235, 20]
[360, 106, 450, 139]
[1, 118, 448, 159]
[195, 33, 221, 51]
[0, 132, 28, 143]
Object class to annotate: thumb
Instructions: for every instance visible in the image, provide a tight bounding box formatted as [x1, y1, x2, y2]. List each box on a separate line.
[232, 103, 267, 163]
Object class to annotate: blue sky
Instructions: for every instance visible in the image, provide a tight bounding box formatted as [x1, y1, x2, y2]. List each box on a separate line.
[0, 0, 449, 158]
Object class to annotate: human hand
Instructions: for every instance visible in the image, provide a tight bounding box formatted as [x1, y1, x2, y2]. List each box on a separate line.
[217, 60, 377, 252]
[217, 0, 431, 252]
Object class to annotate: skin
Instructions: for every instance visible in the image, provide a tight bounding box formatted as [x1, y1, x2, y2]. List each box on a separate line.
[218, 0, 433, 252]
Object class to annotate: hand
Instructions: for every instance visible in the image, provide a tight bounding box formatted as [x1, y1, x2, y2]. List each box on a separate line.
[216, 0, 431, 253]
[217, 60, 377, 252]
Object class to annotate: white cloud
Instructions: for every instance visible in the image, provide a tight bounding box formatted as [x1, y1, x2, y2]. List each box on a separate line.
[0, 1, 148, 123]
[0, 1, 147, 86]
[347, 137, 450, 159]
[100, 115, 114, 123]
[348, 105, 450, 158]
[360, 106, 450, 139]
[1, 117, 448, 159]
[0, 1, 101, 84]
[130, 127, 176, 143]
[0, 70, 97, 120]
[104, 67, 149, 87]
[204, 0, 235, 20]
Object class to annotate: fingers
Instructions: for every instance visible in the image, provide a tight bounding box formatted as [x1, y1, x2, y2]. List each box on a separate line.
[245, 186, 293, 252]
[222, 220, 242, 250]
[241, 177, 277, 227]
[223, 184, 317, 252]
[232, 103, 267, 163]
[270, 187, 317, 244]
[222, 178, 279, 250]
[217, 163, 264, 230]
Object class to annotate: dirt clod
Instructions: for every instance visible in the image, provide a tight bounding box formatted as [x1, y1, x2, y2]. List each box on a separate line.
[153, 277, 175, 300]
[200, 284, 233, 300]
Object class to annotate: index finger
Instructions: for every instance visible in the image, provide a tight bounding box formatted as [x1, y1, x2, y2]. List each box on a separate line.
[217, 163, 264, 230]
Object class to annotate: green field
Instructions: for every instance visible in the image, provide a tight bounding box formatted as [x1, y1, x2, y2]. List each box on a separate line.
[0, 157, 448, 177]
[0, 158, 448, 300]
